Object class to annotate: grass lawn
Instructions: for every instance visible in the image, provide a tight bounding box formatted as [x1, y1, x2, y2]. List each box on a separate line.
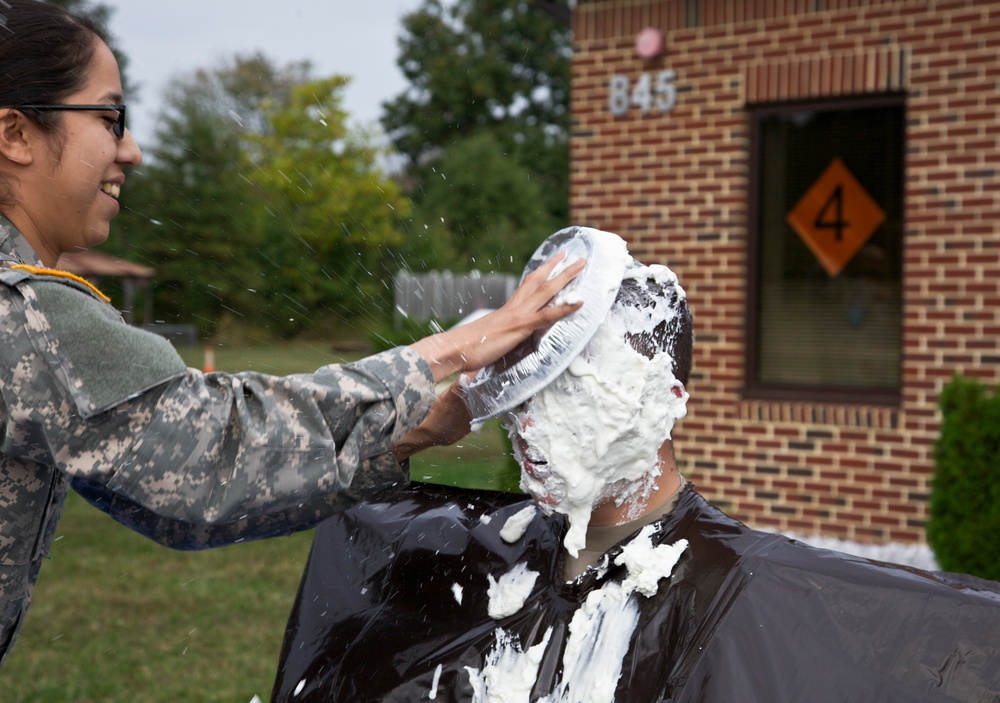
[2, 340, 521, 701]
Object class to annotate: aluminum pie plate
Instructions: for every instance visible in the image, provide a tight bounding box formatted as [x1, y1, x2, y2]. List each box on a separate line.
[464, 226, 630, 426]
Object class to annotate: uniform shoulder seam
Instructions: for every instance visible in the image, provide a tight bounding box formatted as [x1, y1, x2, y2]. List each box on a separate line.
[10, 263, 111, 302]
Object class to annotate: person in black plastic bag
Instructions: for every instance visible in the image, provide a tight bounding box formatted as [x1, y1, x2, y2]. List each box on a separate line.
[272, 260, 1000, 703]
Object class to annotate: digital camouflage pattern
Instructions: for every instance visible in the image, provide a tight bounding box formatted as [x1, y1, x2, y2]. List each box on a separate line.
[0, 216, 436, 668]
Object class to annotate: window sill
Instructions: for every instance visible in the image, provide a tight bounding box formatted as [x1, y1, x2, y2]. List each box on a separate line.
[740, 387, 901, 429]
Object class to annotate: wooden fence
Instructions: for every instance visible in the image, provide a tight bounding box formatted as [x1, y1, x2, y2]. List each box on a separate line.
[394, 270, 517, 325]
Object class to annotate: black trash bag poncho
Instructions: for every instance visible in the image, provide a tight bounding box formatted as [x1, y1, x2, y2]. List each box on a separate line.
[271, 483, 1000, 702]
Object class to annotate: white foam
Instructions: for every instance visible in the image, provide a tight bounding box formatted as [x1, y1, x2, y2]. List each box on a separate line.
[467, 628, 554, 703]
[616, 527, 689, 597]
[429, 663, 443, 699]
[507, 264, 688, 557]
[500, 505, 538, 543]
[487, 563, 539, 620]
[470, 533, 689, 702]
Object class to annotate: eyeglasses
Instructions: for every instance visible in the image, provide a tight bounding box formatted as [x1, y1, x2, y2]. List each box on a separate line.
[8, 104, 127, 139]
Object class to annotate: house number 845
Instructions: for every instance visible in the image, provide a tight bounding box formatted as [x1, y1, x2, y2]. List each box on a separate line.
[609, 70, 677, 116]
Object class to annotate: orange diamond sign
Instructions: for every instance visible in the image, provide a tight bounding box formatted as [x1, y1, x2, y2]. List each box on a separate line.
[786, 157, 885, 277]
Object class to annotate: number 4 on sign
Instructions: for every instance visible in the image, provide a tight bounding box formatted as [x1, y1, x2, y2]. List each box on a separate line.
[815, 185, 848, 241]
[785, 157, 885, 277]
[632, 73, 653, 112]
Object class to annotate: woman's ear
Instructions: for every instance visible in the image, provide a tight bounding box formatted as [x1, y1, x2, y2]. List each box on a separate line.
[0, 109, 36, 166]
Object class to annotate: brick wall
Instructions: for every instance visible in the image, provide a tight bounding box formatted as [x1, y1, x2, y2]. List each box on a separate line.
[570, 0, 1000, 543]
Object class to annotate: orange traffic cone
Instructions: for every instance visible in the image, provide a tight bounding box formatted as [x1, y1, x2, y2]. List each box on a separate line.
[203, 345, 215, 373]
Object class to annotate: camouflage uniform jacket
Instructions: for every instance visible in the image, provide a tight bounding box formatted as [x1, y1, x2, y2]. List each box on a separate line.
[0, 216, 436, 668]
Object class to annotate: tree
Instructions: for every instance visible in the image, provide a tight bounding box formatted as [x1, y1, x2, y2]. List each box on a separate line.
[406, 131, 555, 272]
[248, 75, 410, 336]
[112, 54, 409, 338]
[110, 65, 267, 337]
[383, 0, 571, 269]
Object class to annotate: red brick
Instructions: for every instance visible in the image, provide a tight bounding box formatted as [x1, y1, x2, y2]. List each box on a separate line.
[570, 0, 993, 545]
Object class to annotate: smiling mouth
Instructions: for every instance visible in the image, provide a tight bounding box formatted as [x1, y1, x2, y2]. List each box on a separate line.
[101, 183, 121, 199]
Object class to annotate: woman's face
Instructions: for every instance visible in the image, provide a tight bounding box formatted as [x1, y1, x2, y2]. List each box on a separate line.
[26, 39, 142, 262]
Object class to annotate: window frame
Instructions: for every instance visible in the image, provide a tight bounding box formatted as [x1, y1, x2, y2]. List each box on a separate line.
[744, 93, 906, 406]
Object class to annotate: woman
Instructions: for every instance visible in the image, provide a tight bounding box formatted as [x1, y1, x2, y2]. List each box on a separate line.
[0, 0, 582, 668]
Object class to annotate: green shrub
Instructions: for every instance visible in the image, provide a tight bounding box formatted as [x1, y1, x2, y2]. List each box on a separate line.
[926, 375, 1000, 580]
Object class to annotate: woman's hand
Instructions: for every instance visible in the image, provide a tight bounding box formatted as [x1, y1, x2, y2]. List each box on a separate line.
[410, 253, 585, 383]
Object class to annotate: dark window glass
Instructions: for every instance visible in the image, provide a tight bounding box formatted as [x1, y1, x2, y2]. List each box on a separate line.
[748, 97, 905, 402]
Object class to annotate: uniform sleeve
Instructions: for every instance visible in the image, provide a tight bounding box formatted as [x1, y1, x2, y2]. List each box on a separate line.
[70, 350, 435, 549]
[1, 275, 437, 549]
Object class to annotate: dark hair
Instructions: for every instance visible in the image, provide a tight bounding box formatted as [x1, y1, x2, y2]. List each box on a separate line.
[614, 269, 694, 385]
[0, 0, 106, 205]
[0, 0, 107, 128]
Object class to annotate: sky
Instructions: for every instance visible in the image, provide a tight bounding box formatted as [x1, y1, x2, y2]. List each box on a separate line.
[101, 1, 429, 147]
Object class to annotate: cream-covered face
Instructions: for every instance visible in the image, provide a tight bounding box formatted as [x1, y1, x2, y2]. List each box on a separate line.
[503, 265, 689, 557]
[9, 38, 142, 266]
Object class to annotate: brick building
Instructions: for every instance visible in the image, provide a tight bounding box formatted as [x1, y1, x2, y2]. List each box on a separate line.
[569, 0, 1000, 543]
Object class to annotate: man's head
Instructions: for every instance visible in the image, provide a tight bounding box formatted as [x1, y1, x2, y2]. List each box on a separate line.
[612, 265, 693, 385]
[504, 260, 693, 556]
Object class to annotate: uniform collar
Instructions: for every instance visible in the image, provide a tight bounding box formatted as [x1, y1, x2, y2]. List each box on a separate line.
[0, 214, 44, 266]
[564, 475, 688, 581]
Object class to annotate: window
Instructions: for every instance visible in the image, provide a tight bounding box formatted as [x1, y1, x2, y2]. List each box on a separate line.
[746, 96, 905, 403]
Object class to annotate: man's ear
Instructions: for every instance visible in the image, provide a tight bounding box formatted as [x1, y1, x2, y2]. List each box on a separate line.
[671, 381, 686, 399]
[0, 109, 36, 166]
[657, 438, 678, 472]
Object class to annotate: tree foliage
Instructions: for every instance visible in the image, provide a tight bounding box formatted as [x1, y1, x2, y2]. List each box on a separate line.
[406, 131, 555, 272]
[110, 67, 264, 336]
[248, 75, 410, 336]
[112, 54, 408, 338]
[383, 0, 571, 272]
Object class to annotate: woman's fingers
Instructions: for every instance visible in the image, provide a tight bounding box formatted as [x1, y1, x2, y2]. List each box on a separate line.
[410, 253, 586, 381]
[506, 253, 586, 320]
